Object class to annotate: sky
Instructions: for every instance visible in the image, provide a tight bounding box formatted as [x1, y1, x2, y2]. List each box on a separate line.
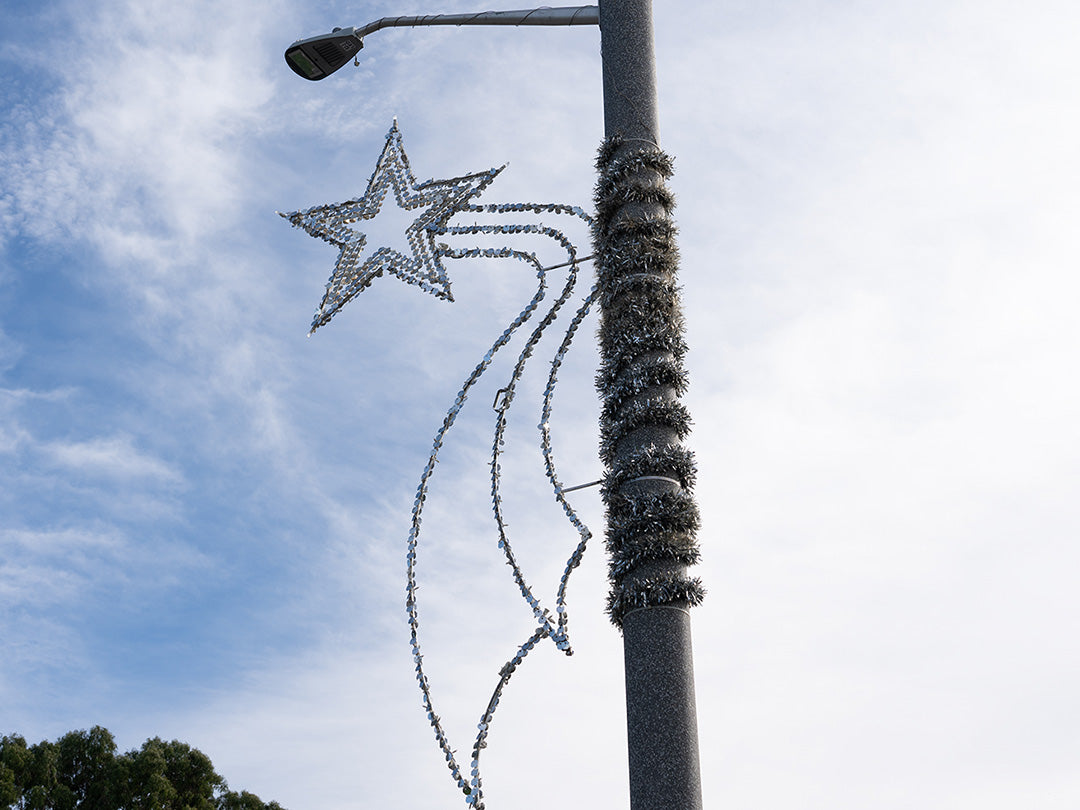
[2, 0, 1079, 808]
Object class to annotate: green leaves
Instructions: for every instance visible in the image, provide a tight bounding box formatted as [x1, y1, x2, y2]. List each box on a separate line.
[58, 727, 117, 810]
[0, 729, 284, 810]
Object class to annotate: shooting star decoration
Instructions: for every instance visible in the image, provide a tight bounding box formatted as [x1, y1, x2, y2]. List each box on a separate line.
[281, 121, 596, 808]
[282, 119, 502, 331]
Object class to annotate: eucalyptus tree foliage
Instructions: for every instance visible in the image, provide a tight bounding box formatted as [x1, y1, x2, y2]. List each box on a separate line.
[0, 729, 284, 810]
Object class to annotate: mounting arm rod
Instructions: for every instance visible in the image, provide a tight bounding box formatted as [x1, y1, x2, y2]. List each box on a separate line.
[355, 6, 599, 38]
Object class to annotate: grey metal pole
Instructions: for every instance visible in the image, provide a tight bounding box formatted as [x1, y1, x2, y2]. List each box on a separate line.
[595, 1, 705, 808]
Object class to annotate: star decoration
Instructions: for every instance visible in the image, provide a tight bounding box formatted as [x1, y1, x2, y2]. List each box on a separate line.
[281, 120, 504, 333]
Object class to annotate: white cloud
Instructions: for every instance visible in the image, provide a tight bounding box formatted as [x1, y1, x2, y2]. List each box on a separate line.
[0, 527, 124, 606]
[43, 434, 182, 483]
[1, 0, 284, 257]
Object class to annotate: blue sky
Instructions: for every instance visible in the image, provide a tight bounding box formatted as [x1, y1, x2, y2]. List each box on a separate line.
[3, 0, 1080, 808]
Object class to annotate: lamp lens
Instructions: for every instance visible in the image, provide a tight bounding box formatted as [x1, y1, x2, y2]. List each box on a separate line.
[286, 47, 324, 80]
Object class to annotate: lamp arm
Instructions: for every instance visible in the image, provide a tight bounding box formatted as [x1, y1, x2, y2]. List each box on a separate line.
[353, 6, 599, 39]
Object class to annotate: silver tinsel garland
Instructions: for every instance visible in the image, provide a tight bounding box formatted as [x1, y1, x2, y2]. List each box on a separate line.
[593, 136, 705, 626]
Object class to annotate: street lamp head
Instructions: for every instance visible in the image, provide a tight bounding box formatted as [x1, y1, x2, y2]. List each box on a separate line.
[285, 27, 363, 80]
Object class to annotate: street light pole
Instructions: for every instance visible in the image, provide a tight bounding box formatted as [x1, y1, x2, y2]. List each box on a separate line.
[285, 4, 704, 808]
[596, 2, 704, 808]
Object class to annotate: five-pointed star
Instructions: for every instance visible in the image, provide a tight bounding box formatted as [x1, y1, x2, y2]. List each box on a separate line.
[281, 121, 503, 333]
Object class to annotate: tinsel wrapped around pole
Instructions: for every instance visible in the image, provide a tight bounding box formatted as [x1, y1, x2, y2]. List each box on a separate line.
[596, 1, 704, 808]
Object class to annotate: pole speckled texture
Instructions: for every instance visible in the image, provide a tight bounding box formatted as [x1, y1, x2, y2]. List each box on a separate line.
[596, 1, 704, 808]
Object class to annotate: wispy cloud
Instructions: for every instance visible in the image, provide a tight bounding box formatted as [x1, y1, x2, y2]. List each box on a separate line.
[1, 0, 283, 256]
[43, 434, 183, 483]
[0, 527, 125, 606]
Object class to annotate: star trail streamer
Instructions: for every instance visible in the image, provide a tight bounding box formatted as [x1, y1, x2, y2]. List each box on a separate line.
[281, 122, 596, 808]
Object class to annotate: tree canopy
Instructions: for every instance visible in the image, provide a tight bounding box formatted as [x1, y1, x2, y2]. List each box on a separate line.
[0, 729, 285, 810]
